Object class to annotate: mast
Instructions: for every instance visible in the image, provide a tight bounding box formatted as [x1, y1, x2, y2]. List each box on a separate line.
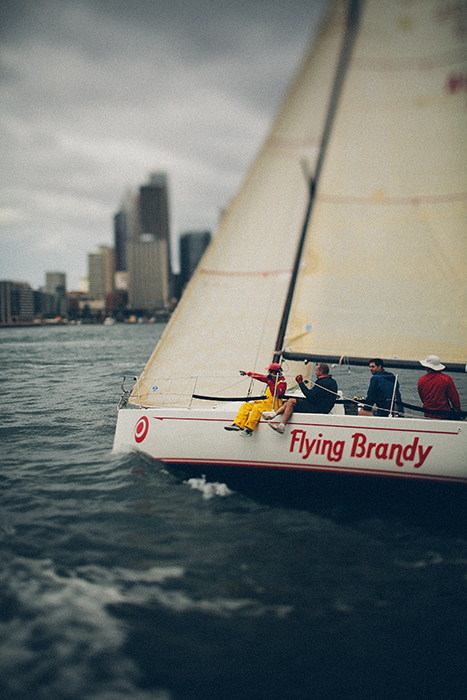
[273, 0, 362, 363]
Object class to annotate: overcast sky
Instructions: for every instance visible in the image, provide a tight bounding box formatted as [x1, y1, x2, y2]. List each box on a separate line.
[1, 0, 328, 289]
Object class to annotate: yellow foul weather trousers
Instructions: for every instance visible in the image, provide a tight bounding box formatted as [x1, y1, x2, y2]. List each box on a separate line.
[234, 392, 283, 432]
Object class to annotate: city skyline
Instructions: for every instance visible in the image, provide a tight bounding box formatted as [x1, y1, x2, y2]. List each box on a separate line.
[0, 219, 211, 323]
[0, 0, 327, 290]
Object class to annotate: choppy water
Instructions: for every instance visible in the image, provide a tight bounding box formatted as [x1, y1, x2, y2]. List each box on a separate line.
[1, 324, 466, 700]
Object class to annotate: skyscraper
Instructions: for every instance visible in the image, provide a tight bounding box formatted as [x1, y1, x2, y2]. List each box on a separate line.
[126, 172, 173, 311]
[45, 272, 66, 295]
[127, 238, 169, 311]
[45, 271, 67, 316]
[88, 247, 115, 301]
[114, 190, 139, 272]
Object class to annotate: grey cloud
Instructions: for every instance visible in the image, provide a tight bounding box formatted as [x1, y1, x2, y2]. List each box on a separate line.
[0, 0, 327, 288]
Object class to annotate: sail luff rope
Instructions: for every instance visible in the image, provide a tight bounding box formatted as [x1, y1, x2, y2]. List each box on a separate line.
[273, 0, 363, 363]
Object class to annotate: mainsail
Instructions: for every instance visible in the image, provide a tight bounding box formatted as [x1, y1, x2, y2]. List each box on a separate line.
[133, 0, 467, 408]
[284, 0, 467, 369]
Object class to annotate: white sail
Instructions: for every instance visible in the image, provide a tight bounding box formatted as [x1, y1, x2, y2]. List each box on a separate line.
[133, 1, 348, 407]
[284, 0, 467, 366]
[132, 0, 467, 408]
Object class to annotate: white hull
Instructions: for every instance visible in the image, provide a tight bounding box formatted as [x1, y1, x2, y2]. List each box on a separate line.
[113, 405, 467, 484]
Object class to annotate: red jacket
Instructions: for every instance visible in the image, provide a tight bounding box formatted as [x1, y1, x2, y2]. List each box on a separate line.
[418, 371, 461, 418]
[248, 372, 287, 398]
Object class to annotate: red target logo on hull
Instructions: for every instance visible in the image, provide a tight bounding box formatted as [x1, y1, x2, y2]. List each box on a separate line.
[134, 416, 149, 443]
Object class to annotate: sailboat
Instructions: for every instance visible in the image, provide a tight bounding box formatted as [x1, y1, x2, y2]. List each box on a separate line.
[113, 0, 467, 484]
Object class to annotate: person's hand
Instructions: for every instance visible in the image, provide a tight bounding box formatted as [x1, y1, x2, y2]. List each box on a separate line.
[239, 370, 246, 376]
[295, 374, 303, 383]
[358, 409, 373, 416]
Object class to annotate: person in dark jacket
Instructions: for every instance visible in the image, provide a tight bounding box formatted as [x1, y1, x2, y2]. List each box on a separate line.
[358, 358, 404, 417]
[265, 363, 338, 434]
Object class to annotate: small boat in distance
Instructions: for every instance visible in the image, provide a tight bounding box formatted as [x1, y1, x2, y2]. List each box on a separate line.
[113, 0, 467, 484]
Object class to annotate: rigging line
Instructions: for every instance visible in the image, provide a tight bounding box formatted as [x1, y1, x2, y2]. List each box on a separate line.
[273, 0, 363, 362]
[211, 377, 255, 393]
[306, 380, 340, 399]
[299, 377, 353, 404]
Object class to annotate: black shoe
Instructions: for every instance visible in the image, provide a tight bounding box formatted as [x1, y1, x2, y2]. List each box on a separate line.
[224, 424, 241, 431]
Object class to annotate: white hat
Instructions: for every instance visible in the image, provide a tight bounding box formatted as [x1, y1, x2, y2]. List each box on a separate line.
[420, 355, 445, 371]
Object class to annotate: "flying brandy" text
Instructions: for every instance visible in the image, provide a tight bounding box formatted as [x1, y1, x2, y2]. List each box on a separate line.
[289, 430, 433, 469]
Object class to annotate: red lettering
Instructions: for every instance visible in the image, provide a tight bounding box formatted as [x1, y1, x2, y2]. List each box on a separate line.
[389, 444, 404, 467]
[291, 428, 433, 470]
[315, 434, 322, 454]
[375, 443, 388, 460]
[351, 432, 367, 457]
[414, 444, 433, 468]
[303, 437, 316, 459]
[366, 442, 376, 458]
[330, 440, 345, 463]
[403, 437, 419, 461]
[290, 429, 305, 453]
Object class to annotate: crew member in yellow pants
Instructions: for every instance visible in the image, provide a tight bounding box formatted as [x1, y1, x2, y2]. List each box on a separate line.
[224, 363, 287, 436]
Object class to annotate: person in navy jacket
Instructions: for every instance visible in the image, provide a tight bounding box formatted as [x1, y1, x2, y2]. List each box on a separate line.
[358, 358, 404, 417]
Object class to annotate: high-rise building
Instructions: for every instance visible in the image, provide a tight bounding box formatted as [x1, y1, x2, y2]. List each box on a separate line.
[138, 173, 170, 242]
[127, 238, 169, 311]
[125, 172, 173, 310]
[45, 272, 66, 295]
[114, 190, 139, 272]
[34, 290, 56, 319]
[179, 231, 211, 292]
[0, 281, 35, 325]
[45, 272, 67, 316]
[114, 210, 127, 272]
[88, 247, 115, 301]
[113, 172, 173, 311]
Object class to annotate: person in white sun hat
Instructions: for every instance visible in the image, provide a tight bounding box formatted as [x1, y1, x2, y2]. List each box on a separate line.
[418, 355, 461, 419]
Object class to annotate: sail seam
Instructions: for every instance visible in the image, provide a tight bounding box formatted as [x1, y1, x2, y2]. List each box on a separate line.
[353, 49, 467, 71]
[198, 269, 292, 277]
[318, 192, 467, 205]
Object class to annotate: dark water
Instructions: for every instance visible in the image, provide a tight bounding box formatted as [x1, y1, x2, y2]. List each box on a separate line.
[1, 324, 466, 700]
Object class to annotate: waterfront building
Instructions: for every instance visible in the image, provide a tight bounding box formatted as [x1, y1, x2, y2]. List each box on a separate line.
[127, 238, 169, 311]
[114, 190, 139, 272]
[45, 271, 67, 316]
[34, 290, 56, 319]
[88, 246, 115, 301]
[0, 281, 35, 325]
[45, 272, 66, 295]
[125, 172, 173, 310]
